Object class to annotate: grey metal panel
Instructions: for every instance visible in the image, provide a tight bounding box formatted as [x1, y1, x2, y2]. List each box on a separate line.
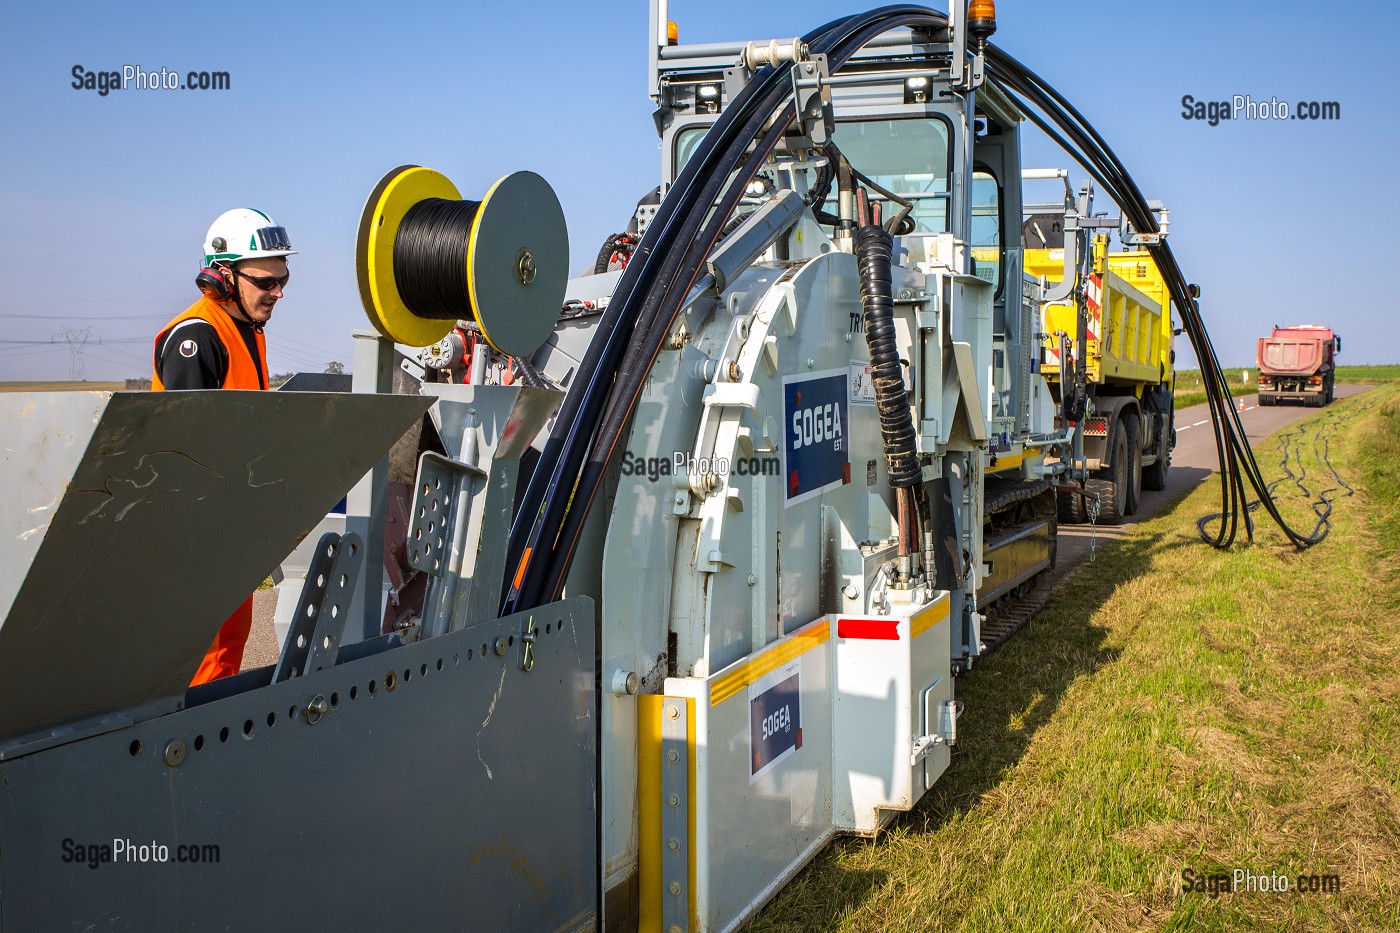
[419, 385, 562, 631]
[0, 390, 430, 743]
[0, 598, 597, 932]
[0, 391, 113, 625]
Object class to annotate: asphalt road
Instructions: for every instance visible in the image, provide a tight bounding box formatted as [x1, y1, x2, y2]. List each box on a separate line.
[1053, 385, 1372, 579]
[244, 590, 280, 671]
[242, 386, 1372, 671]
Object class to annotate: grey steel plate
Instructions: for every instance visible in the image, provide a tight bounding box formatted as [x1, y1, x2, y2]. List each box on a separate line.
[471, 170, 570, 356]
[0, 389, 430, 743]
[0, 598, 597, 932]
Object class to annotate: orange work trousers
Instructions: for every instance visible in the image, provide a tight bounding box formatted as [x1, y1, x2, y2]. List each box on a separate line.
[190, 593, 254, 686]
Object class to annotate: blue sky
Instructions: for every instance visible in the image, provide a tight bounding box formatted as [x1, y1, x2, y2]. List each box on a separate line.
[0, 1, 1393, 380]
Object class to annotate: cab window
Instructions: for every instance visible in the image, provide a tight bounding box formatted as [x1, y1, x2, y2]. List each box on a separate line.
[834, 117, 952, 233]
[971, 169, 1001, 287]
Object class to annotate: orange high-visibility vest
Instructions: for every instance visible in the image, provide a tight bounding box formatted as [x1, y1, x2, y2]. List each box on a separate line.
[151, 296, 267, 390]
[152, 297, 268, 684]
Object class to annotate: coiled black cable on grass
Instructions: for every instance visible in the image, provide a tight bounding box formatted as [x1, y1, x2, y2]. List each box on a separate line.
[393, 198, 481, 320]
[857, 223, 920, 488]
[982, 42, 1334, 549]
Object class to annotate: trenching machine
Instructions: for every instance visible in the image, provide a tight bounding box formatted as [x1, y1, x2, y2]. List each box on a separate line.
[3, 3, 1302, 930]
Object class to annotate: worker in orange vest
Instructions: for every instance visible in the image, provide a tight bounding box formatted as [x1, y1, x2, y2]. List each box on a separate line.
[151, 208, 296, 685]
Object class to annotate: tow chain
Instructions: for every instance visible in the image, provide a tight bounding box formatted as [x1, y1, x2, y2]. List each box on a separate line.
[1053, 482, 1102, 561]
[1086, 495, 1100, 562]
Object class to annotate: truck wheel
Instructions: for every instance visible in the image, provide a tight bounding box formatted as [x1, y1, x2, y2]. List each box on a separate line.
[1086, 422, 1127, 526]
[1124, 413, 1143, 515]
[1260, 394, 1274, 407]
[1142, 414, 1171, 492]
[1142, 449, 1170, 491]
[1056, 484, 1086, 524]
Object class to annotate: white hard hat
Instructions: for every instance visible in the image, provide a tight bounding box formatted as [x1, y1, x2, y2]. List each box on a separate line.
[203, 208, 298, 265]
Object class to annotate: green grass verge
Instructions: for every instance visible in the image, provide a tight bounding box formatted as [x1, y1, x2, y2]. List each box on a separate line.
[1171, 366, 1399, 412]
[1174, 369, 1253, 411]
[750, 386, 1400, 932]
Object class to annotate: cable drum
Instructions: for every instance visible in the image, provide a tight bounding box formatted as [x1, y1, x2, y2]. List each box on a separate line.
[393, 198, 482, 319]
[355, 166, 568, 355]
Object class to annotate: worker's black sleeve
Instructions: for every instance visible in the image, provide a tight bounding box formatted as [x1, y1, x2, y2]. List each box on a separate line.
[155, 321, 228, 389]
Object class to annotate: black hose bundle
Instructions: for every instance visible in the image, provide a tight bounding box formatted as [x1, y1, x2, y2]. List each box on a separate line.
[499, 3, 1317, 618]
[501, 6, 942, 614]
[393, 198, 482, 319]
[591, 233, 637, 275]
[856, 223, 920, 487]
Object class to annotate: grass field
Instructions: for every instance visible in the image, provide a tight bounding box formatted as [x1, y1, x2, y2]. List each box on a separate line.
[751, 386, 1400, 932]
[0, 380, 125, 393]
[1172, 365, 1399, 411]
[1335, 365, 1400, 384]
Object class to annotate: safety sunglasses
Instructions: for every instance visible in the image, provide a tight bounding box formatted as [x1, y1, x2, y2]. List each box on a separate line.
[237, 270, 291, 291]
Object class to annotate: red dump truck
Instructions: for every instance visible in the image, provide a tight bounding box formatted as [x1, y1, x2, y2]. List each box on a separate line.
[1256, 324, 1341, 407]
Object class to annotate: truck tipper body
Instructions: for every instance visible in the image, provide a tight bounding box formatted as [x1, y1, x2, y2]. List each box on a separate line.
[1256, 324, 1340, 406]
[1025, 234, 1177, 525]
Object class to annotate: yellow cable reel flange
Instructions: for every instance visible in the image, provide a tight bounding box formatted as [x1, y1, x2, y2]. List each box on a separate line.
[356, 165, 460, 348]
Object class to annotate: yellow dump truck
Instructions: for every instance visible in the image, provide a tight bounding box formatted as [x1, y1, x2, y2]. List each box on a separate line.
[1025, 237, 1177, 524]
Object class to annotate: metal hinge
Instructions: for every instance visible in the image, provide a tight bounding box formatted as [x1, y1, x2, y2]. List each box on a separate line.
[519, 615, 537, 672]
[790, 54, 832, 145]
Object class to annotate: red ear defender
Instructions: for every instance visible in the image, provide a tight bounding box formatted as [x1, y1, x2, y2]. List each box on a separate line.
[196, 266, 233, 301]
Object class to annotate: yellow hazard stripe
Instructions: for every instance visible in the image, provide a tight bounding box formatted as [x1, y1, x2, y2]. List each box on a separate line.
[638, 695, 698, 933]
[638, 694, 663, 932]
[911, 598, 951, 639]
[987, 451, 1026, 473]
[709, 620, 829, 707]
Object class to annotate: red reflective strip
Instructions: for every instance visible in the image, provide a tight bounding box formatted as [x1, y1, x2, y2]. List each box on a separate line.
[836, 618, 900, 640]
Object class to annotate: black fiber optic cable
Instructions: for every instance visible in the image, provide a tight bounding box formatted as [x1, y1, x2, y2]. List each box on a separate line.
[393, 198, 482, 320]
[503, 7, 944, 613]
[503, 3, 1324, 618]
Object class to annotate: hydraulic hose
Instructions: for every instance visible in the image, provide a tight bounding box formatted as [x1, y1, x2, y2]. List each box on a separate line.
[856, 223, 920, 488]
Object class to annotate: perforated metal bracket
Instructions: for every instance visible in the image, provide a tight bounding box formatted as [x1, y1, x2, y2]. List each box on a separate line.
[406, 451, 484, 577]
[272, 532, 363, 683]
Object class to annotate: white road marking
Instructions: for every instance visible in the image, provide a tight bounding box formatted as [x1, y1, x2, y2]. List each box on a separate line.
[1178, 407, 1255, 432]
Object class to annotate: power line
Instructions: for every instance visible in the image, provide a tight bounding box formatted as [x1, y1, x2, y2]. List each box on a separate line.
[274, 331, 345, 357]
[0, 337, 150, 345]
[0, 312, 167, 320]
[0, 294, 177, 306]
